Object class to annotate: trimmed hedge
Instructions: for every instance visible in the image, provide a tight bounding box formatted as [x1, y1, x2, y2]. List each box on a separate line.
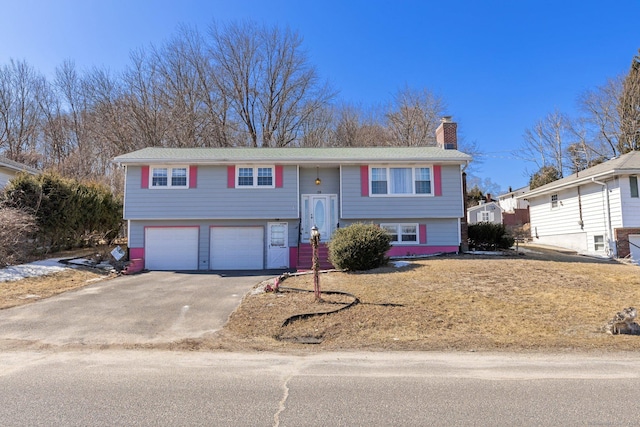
[1, 172, 122, 251]
[328, 223, 392, 271]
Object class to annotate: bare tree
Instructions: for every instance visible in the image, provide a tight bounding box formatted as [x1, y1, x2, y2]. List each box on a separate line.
[578, 77, 622, 157]
[618, 49, 640, 153]
[520, 110, 572, 177]
[385, 86, 446, 146]
[0, 60, 44, 165]
[208, 21, 333, 147]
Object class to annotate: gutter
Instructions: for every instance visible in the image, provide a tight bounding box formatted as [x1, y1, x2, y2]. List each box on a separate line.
[591, 177, 615, 257]
[517, 170, 618, 199]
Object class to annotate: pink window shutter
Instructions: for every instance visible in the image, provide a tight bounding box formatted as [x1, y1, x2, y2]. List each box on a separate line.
[434, 165, 442, 196]
[141, 166, 149, 189]
[275, 165, 283, 188]
[360, 166, 369, 196]
[189, 166, 197, 188]
[419, 224, 427, 244]
[227, 166, 235, 188]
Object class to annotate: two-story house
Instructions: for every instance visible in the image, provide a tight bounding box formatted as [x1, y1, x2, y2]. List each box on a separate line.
[113, 119, 471, 270]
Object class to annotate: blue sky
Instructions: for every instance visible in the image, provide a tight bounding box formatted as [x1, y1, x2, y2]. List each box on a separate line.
[1, 0, 638, 192]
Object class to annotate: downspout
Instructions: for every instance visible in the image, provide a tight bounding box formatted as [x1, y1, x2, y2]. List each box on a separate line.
[592, 177, 615, 257]
[459, 162, 470, 252]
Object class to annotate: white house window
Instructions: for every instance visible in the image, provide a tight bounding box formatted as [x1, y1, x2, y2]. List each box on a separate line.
[237, 166, 274, 188]
[631, 176, 639, 198]
[381, 223, 418, 244]
[151, 167, 188, 188]
[551, 194, 558, 208]
[594, 235, 605, 252]
[370, 167, 432, 196]
[481, 211, 490, 222]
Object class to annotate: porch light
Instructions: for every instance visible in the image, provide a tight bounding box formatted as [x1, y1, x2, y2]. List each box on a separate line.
[315, 167, 321, 185]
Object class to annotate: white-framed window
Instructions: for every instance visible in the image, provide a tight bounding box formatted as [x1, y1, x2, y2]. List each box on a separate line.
[481, 211, 490, 222]
[630, 176, 639, 198]
[151, 166, 188, 188]
[370, 166, 432, 196]
[381, 223, 418, 244]
[551, 194, 558, 208]
[594, 235, 605, 252]
[237, 166, 274, 188]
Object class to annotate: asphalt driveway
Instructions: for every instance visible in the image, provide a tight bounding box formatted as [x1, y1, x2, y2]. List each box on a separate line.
[0, 271, 274, 347]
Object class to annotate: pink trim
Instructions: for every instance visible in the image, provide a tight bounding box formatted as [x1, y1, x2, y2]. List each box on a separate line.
[360, 165, 369, 196]
[189, 166, 197, 188]
[227, 166, 235, 188]
[289, 247, 298, 269]
[387, 245, 457, 257]
[419, 224, 427, 244]
[434, 165, 442, 196]
[275, 165, 283, 188]
[141, 166, 149, 189]
[129, 247, 144, 260]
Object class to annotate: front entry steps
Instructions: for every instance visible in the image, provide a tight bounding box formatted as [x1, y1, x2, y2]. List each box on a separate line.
[297, 243, 334, 270]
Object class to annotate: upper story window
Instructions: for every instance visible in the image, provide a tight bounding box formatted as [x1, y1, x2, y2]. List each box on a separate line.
[370, 167, 432, 196]
[237, 166, 274, 188]
[151, 166, 188, 188]
[381, 223, 418, 244]
[630, 176, 639, 198]
[551, 194, 558, 208]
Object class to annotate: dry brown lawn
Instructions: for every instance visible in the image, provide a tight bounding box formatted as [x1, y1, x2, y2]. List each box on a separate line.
[211, 246, 640, 353]
[3, 245, 640, 353]
[0, 247, 114, 310]
[0, 269, 110, 309]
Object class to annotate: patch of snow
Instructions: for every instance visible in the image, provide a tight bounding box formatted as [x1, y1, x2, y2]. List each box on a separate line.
[465, 250, 507, 256]
[0, 258, 68, 283]
[392, 261, 410, 268]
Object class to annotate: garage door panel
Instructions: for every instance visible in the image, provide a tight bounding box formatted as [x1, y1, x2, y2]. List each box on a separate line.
[210, 227, 263, 270]
[145, 227, 199, 270]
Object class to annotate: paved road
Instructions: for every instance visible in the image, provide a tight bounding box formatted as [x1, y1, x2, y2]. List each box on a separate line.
[0, 271, 273, 347]
[1, 350, 639, 426]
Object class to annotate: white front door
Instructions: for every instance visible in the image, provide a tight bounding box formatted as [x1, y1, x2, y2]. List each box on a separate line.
[267, 222, 289, 269]
[301, 194, 337, 241]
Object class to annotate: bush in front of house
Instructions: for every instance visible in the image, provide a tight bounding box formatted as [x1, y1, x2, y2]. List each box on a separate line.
[468, 222, 515, 251]
[328, 223, 392, 271]
[1, 172, 123, 252]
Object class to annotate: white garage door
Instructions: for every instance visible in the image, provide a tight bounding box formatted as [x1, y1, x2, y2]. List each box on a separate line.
[210, 227, 263, 270]
[145, 227, 199, 270]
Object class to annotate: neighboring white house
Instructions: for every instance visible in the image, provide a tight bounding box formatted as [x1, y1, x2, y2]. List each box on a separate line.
[498, 186, 529, 213]
[0, 157, 39, 189]
[467, 200, 502, 225]
[517, 151, 640, 261]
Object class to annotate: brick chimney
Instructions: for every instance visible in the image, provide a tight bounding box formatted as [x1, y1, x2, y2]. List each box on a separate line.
[436, 116, 457, 150]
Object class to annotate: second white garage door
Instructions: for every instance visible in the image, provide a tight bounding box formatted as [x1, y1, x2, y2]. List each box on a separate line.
[210, 227, 264, 270]
[145, 227, 199, 270]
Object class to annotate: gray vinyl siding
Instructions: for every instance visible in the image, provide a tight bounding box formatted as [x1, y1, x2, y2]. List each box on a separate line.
[299, 166, 340, 196]
[340, 164, 464, 219]
[124, 165, 299, 220]
[129, 219, 299, 270]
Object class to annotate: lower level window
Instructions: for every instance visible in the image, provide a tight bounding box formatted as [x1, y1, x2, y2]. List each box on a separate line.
[594, 235, 605, 252]
[381, 223, 418, 244]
